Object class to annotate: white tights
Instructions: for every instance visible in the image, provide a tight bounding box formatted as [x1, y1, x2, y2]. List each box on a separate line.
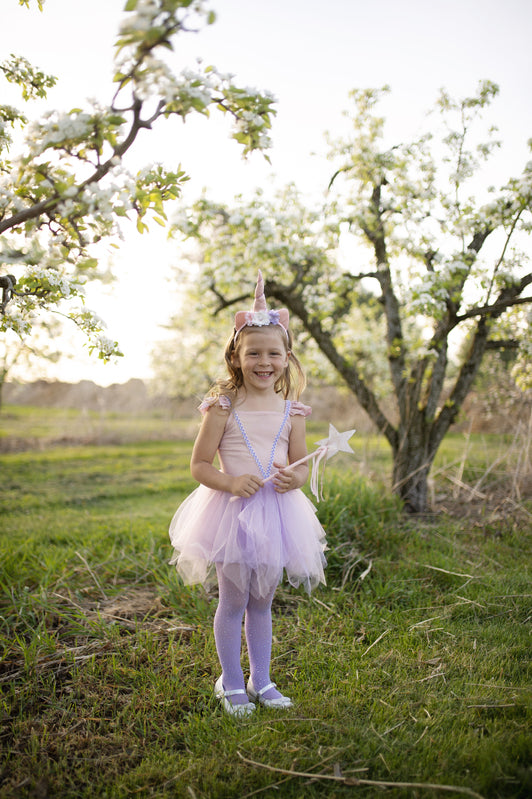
[213, 565, 283, 705]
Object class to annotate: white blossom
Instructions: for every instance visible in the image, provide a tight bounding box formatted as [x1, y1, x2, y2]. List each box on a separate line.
[95, 335, 117, 358]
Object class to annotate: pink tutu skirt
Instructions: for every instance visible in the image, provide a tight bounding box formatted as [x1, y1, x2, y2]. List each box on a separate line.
[169, 482, 327, 598]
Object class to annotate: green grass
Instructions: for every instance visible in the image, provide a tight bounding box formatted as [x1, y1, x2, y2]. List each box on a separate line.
[0, 412, 531, 798]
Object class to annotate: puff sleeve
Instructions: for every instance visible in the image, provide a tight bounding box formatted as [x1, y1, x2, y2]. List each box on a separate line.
[289, 401, 312, 418]
[198, 395, 232, 415]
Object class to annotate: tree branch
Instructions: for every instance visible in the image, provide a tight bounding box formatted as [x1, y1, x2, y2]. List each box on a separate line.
[430, 317, 490, 450]
[456, 292, 532, 324]
[0, 275, 17, 313]
[424, 341, 449, 422]
[347, 270, 381, 282]
[485, 338, 519, 350]
[429, 269, 531, 448]
[266, 277, 398, 448]
[360, 182, 407, 409]
[467, 226, 493, 256]
[0, 98, 147, 235]
[211, 288, 252, 314]
[236, 751, 486, 799]
[485, 204, 523, 305]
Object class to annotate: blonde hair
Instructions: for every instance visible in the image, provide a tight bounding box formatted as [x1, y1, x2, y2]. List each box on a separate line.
[207, 324, 306, 401]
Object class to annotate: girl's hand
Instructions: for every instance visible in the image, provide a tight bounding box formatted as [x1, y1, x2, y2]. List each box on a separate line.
[272, 462, 303, 493]
[230, 474, 264, 497]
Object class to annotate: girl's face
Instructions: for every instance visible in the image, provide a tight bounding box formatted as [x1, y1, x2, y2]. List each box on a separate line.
[232, 326, 290, 394]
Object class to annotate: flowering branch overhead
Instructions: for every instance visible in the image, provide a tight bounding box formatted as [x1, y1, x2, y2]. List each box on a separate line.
[0, 0, 276, 362]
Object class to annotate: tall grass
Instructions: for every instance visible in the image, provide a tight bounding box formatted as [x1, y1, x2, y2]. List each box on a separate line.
[0, 412, 530, 798]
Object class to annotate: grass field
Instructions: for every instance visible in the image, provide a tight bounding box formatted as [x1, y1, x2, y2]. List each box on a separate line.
[0, 406, 531, 798]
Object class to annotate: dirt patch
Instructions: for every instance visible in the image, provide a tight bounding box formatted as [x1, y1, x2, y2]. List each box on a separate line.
[75, 586, 196, 638]
[433, 473, 532, 531]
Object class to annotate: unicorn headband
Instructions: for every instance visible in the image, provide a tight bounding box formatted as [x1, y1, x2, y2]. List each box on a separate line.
[234, 271, 289, 340]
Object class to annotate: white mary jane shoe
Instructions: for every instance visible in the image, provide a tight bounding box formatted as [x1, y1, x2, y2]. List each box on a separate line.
[247, 680, 293, 708]
[214, 676, 255, 717]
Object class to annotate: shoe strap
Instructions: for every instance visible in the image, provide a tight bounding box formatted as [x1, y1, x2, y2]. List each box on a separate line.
[224, 688, 249, 698]
[256, 682, 277, 697]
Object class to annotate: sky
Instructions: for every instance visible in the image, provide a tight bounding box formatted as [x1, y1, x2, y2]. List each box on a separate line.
[2, 0, 532, 386]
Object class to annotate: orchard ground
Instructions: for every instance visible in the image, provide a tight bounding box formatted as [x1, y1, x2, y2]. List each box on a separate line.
[0, 396, 530, 798]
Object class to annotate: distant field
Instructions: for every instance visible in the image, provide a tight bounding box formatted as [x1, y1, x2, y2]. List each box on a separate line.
[1, 403, 529, 512]
[0, 404, 200, 450]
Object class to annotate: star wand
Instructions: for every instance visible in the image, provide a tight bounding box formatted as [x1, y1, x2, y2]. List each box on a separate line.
[264, 424, 356, 501]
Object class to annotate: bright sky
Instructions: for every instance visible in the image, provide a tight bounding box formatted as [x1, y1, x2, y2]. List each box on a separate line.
[2, 0, 531, 386]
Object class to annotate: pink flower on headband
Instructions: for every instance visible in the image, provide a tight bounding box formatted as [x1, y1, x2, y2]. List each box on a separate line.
[234, 271, 289, 338]
[244, 309, 280, 327]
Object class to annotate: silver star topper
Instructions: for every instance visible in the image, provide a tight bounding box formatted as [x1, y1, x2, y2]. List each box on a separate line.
[315, 424, 356, 459]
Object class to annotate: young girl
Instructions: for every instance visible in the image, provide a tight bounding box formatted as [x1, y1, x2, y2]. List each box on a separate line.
[169, 271, 326, 716]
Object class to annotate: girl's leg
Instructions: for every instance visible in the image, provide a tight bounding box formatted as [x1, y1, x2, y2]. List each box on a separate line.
[245, 581, 285, 701]
[213, 566, 250, 706]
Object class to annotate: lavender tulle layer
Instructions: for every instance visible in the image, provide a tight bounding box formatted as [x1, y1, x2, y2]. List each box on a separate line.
[168, 481, 327, 598]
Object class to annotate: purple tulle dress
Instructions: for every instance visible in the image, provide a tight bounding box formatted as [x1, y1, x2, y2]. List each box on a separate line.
[169, 396, 327, 599]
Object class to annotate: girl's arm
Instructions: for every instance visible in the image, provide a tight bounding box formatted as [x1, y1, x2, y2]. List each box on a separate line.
[191, 405, 263, 497]
[272, 414, 309, 493]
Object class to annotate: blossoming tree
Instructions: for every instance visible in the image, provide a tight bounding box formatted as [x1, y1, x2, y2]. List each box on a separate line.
[164, 82, 532, 513]
[0, 0, 275, 382]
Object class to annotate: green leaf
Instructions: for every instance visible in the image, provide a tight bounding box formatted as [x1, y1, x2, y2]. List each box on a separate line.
[77, 258, 99, 271]
[106, 114, 126, 126]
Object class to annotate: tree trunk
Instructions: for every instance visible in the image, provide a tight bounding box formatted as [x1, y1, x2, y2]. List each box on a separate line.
[391, 434, 435, 514]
